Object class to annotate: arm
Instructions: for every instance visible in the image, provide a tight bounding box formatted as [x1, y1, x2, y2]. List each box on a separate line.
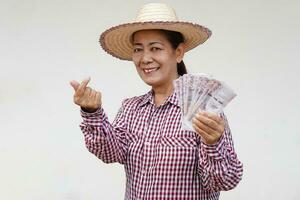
[80, 101, 129, 164]
[70, 77, 128, 164]
[197, 113, 243, 191]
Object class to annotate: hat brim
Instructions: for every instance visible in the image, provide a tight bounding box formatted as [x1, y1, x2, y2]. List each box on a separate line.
[99, 21, 212, 61]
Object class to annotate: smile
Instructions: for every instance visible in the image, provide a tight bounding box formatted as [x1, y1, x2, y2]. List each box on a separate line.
[143, 67, 160, 74]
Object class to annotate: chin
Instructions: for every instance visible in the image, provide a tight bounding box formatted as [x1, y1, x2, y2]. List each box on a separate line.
[143, 78, 165, 88]
[143, 78, 158, 86]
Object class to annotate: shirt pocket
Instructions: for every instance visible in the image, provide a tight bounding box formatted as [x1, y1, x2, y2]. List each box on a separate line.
[155, 133, 199, 182]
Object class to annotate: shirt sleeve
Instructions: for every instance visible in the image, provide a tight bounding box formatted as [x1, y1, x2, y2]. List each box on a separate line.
[197, 112, 243, 191]
[79, 100, 129, 164]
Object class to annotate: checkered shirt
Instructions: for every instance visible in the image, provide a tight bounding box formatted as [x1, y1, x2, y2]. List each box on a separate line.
[80, 90, 243, 200]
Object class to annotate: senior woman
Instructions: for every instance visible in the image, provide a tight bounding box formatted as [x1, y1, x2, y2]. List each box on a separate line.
[70, 3, 243, 200]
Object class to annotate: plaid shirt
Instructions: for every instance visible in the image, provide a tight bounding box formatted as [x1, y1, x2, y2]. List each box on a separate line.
[80, 90, 243, 200]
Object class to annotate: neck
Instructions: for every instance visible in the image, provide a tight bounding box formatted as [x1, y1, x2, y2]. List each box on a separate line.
[152, 81, 175, 107]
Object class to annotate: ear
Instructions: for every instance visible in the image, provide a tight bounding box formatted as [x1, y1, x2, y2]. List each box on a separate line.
[175, 43, 185, 63]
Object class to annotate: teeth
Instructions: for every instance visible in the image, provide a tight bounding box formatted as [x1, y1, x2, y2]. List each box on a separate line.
[144, 68, 158, 73]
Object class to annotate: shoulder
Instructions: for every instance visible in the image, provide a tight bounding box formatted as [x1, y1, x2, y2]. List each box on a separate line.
[121, 91, 151, 110]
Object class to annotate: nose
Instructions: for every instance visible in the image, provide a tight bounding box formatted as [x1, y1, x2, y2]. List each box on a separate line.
[141, 50, 153, 64]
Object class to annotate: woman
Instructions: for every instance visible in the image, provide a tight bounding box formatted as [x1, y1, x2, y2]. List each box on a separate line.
[70, 3, 243, 200]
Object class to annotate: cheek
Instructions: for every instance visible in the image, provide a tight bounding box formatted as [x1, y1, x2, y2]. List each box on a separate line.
[132, 58, 139, 68]
[157, 52, 176, 65]
[159, 57, 177, 72]
[133, 60, 143, 75]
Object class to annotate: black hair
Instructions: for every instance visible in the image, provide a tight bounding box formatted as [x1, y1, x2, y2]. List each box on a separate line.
[158, 29, 187, 76]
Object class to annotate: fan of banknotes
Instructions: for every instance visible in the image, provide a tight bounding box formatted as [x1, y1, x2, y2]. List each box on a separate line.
[173, 73, 236, 131]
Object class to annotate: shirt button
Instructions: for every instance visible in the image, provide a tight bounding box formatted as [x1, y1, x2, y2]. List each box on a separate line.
[145, 141, 151, 146]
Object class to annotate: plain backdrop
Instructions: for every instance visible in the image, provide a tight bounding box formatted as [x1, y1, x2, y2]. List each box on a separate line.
[1, 0, 299, 199]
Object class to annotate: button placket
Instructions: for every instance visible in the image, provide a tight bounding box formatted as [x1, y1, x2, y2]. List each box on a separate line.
[140, 105, 161, 198]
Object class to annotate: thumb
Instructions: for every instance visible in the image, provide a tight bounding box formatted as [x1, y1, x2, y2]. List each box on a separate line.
[70, 80, 80, 91]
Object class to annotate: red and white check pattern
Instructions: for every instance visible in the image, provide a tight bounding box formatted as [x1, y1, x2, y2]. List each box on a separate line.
[80, 90, 243, 200]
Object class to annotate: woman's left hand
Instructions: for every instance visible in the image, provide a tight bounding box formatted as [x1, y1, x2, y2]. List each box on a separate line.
[192, 111, 225, 145]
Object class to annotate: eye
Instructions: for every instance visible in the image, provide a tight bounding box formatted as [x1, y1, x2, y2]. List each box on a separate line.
[133, 48, 142, 53]
[151, 47, 161, 51]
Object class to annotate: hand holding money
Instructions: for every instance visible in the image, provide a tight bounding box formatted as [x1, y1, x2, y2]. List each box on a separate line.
[192, 111, 225, 145]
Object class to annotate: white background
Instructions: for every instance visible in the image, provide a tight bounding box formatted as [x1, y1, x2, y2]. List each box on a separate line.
[1, 0, 299, 199]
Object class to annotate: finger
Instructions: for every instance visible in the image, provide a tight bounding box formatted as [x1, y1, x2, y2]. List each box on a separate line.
[200, 111, 225, 132]
[75, 87, 91, 106]
[95, 92, 101, 107]
[85, 86, 92, 95]
[85, 90, 99, 111]
[80, 88, 92, 108]
[200, 111, 223, 123]
[76, 77, 91, 97]
[95, 92, 101, 101]
[193, 117, 218, 135]
[70, 80, 80, 91]
[90, 89, 97, 101]
[195, 113, 220, 132]
[89, 87, 98, 100]
[82, 87, 92, 105]
[192, 123, 212, 141]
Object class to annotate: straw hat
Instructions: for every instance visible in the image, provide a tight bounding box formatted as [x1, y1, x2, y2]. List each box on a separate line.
[99, 3, 212, 61]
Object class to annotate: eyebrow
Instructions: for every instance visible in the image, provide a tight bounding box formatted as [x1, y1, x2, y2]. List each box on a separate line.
[133, 41, 163, 46]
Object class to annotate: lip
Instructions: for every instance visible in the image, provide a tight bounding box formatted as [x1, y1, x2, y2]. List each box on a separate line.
[142, 67, 160, 74]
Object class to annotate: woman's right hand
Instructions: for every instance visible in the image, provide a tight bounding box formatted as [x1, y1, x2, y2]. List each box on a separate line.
[70, 77, 102, 113]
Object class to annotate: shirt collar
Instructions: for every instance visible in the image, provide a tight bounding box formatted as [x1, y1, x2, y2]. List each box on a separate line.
[139, 90, 154, 107]
[138, 89, 180, 108]
[167, 91, 179, 107]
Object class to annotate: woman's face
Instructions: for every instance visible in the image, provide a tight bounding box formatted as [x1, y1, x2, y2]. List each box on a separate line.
[132, 30, 184, 89]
